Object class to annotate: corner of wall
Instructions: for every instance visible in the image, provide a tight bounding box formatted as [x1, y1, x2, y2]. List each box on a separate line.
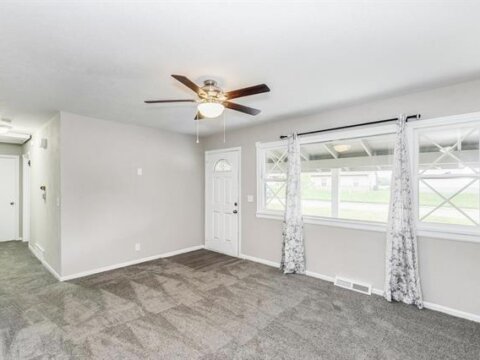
[28, 112, 62, 275]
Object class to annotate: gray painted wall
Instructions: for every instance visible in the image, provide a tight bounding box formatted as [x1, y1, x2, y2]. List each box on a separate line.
[203, 78, 480, 316]
[60, 112, 203, 276]
[0, 143, 23, 237]
[23, 115, 61, 272]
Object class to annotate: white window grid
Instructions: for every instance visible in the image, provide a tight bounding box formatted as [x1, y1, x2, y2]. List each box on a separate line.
[263, 147, 288, 209]
[414, 123, 480, 229]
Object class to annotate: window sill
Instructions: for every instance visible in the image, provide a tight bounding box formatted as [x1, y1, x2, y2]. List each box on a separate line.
[256, 212, 480, 244]
[256, 211, 386, 232]
[417, 229, 480, 244]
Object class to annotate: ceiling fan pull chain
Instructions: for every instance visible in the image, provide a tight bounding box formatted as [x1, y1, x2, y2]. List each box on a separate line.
[223, 111, 226, 143]
[196, 118, 199, 144]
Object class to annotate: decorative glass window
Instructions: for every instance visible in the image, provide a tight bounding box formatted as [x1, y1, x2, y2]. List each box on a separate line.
[416, 124, 480, 227]
[214, 159, 232, 172]
[263, 147, 288, 211]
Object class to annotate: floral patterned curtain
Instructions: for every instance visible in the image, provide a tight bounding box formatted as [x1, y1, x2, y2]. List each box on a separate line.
[280, 133, 306, 274]
[384, 115, 423, 308]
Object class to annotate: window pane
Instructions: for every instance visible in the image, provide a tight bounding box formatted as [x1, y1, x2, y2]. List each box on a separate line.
[418, 126, 480, 175]
[214, 159, 232, 172]
[339, 169, 392, 222]
[265, 148, 288, 180]
[419, 178, 479, 226]
[264, 147, 288, 211]
[302, 172, 332, 217]
[300, 133, 394, 222]
[418, 124, 480, 227]
[300, 142, 333, 217]
[265, 181, 286, 211]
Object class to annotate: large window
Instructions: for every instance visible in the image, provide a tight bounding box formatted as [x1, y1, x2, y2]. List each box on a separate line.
[257, 114, 480, 240]
[257, 128, 395, 225]
[301, 134, 394, 222]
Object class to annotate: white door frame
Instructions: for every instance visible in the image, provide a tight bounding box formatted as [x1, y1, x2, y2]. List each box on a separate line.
[204, 146, 241, 257]
[0, 154, 20, 241]
[22, 153, 31, 243]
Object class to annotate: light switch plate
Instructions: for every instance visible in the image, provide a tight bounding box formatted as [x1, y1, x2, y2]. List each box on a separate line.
[247, 195, 254, 203]
[137, 168, 143, 176]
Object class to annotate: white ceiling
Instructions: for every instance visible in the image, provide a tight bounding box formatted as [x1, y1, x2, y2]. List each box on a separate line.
[1, 1, 480, 136]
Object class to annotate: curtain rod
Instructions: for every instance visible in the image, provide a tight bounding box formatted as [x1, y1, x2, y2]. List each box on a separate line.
[279, 114, 421, 139]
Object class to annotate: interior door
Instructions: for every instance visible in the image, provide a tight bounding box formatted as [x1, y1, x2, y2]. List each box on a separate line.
[205, 149, 240, 257]
[0, 156, 18, 241]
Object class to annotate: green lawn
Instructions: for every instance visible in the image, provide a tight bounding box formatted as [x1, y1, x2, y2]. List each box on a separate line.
[301, 189, 478, 209]
[267, 196, 478, 225]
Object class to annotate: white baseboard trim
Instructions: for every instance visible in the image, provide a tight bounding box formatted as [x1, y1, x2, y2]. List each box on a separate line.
[371, 288, 384, 296]
[422, 301, 480, 323]
[29, 244, 62, 281]
[157, 245, 205, 259]
[239, 253, 279, 268]
[371, 287, 480, 323]
[305, 270, 335, 283]
[60, 245, 205, 281]
[241, 252, 480, 323]
[29, 243, 43, 261]
[34, 242, 45, 255]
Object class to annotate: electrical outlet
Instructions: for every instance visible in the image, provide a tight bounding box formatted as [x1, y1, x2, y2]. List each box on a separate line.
[135, 243, 141, 252]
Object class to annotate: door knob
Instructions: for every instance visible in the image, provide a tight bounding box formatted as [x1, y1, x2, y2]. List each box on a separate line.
[233, 210, 238, 214]
[10, 202, 14, 206]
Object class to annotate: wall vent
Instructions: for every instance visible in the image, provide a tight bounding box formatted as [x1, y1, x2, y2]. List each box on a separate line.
[334, 276, 372, 295]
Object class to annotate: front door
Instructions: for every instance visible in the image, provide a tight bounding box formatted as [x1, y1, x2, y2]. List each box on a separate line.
[205, 148, 240, 257]
[0, 156, 18, 241]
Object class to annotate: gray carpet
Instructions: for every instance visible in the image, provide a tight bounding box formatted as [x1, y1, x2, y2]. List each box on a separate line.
[0, 241, 479, 359]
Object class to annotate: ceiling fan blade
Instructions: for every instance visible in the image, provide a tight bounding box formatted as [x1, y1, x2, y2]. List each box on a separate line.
[194, 112, 205, 120]
[225, 84, 270, 100]
[171, 74, 201, 94]
[144, 99, 196, 104]
[224, 101, 261, 116]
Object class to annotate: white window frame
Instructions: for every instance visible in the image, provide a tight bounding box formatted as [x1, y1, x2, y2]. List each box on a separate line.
[409, 112, 480, 243]
[256, 139, 288, 219]
[256, 112, 480, 243]
[256, 124, 396, 233]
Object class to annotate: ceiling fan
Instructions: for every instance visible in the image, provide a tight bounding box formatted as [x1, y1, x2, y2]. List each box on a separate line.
[145, 75, 270, 120]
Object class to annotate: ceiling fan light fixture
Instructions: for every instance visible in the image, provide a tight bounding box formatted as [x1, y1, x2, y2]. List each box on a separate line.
[198, 101, 225, 118]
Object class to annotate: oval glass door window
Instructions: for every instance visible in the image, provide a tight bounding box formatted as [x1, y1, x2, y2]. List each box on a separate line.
[214, 159, 232, 172]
